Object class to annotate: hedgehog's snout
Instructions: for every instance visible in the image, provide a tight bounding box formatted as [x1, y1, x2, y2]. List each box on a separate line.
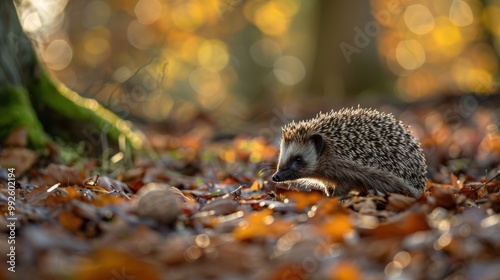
[272, 173, 281, 182]
[272, 169, 294, 182]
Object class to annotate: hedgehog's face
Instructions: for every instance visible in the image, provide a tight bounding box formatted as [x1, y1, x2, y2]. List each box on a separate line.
[272, 134, 324, 183]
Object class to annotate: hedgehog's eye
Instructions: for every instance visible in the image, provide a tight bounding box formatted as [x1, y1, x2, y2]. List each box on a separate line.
[293, 155, 303, 164]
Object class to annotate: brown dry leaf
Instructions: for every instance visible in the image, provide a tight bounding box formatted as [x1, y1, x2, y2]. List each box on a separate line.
[59, 211, 84, 233]
[268, 264, 309, 280]
[489, 195, 500, 213]
[365, 211, 431, 239]
[200, 196, 238, 216]
[330, 261, 362, 280]
[47, 187, 82, 206]
[93, 175, 130, 192]
[76, 248, 160, 280]
[458, 181, 487, 200]
[284, 190, 324, 212]
[45, 164, 84, 186]
[450, 173, 460, 190]
[430, 187, 457, 210]
[0, 147, 37, 176]
[314, 198, 351, 217]
[233, 208, 293, 241]
[25, 185, 50, 205]
[4, 127, 27, 147]
[357, 197, 377, 215]
[387, 193, 417, 212]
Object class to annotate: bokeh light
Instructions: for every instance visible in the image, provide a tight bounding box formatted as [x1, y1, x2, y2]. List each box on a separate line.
[135, 0, 162, 25]
[250, 38, 283, 67]
[44, 39, 73, 70]
[273, 56, 306, 86]
[404, 5, 435, 35]
[16, 0, 500, 123]
[197, 40, 229, 72]
[374, 0, 498, 100]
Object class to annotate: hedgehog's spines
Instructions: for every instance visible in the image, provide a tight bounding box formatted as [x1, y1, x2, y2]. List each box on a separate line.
[278, 107, 427, 194]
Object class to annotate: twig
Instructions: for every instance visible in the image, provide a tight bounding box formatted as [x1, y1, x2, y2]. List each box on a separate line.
[471, 170, 500, 194]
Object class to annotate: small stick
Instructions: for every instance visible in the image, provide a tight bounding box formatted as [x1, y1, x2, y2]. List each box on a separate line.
[471, 170, 500, 194]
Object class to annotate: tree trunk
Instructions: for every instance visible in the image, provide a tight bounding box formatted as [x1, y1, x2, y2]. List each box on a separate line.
[0, 0, 144, 151]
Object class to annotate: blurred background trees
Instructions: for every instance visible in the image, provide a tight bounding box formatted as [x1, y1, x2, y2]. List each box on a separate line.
[15, 0, 499, 131]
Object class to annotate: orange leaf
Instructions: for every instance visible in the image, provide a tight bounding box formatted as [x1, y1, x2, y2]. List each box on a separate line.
[450, 173, 460, 190]
[47, 187, 81, 206]
[315, 198, 351, 217]
[330, 261, 361, 280]
[317, 214, 352, 242]
[365, 212, 431, 239]
[91, 193, 124, 207]
[284, 190, 323, 211]
[249, 180, 262, 191]
[59, 211, 83, 232]
[233, 209, 293, 241]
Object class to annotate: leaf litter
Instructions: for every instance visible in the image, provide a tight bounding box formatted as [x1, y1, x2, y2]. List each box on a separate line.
[0, 106, 500, 280]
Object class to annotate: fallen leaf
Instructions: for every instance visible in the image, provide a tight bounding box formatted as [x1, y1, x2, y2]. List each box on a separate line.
[234, 208, 293, 241]
[93, 175, 130, 192]
[45, 164, 84, 186]
[430, 187, 457, 210]
[315, 198, 351, 217]
[387, 193, 417, 212]
[364, 211, 431, 239]
[284, 190, 324, 212]
[200, 196, 238, 216]
[450, 173, 460, 190]
[318, 214, 353, 242]
[0, 147, 37, 176]
[76, 248, 160, 280]
[4, 127, 27, 147]
[47, 187, 82, 206]
[330, 261, 362, 280]
[249, 180, 262, 191]
[59, 210, 84, 233]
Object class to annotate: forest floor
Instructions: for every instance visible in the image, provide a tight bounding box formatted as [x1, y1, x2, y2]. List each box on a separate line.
[1, 101, 500, 280]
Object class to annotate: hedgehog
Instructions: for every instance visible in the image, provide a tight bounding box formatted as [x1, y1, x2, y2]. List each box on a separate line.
[271, 107, 427, 197]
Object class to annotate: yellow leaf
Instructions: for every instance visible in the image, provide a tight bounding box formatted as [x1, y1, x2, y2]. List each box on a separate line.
[249, 180, 261, 191]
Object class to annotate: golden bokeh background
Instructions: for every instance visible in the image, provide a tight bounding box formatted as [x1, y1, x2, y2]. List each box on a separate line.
[16, 0, 500, 128]
[373, 0, 499, 99]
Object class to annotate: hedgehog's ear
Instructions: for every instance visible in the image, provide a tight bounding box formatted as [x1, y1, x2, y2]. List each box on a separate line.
[310, 134, 324, 155]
